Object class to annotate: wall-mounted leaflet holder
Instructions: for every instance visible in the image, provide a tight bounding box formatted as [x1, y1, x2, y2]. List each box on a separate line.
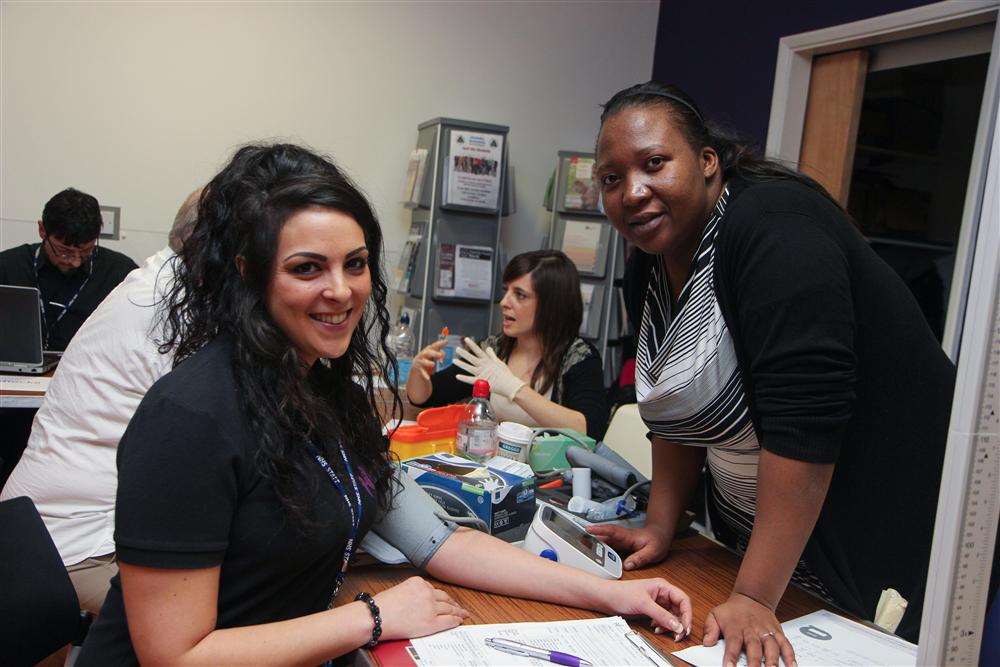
[555, 219, 611, 279]
[442, 129, 505, 213]
[547, 150, 624, 385]
[402, 118, 509, 349]
[433, 243, 494, 302]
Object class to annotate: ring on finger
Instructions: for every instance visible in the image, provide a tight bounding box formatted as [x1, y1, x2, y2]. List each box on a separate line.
[759, 631, 776, 639]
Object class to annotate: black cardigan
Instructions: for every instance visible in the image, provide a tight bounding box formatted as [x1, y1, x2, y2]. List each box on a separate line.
[410, 337, 610, 441]
[625, 177, 955, 642]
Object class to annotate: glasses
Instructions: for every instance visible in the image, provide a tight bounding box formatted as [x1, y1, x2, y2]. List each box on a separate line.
[45, 236, 98, 261]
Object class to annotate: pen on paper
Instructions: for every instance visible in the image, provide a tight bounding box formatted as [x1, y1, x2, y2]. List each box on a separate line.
[485, 637, 593, 667]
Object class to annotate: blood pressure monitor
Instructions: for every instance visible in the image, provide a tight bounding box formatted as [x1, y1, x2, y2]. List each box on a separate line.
[522, 504, 623, 579]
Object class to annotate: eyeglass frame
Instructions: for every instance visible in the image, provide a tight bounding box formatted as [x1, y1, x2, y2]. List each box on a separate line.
[42, 234, 99, 262]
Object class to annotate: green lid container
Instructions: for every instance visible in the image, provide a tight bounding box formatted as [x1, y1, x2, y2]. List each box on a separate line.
[528, 429, 596, 472]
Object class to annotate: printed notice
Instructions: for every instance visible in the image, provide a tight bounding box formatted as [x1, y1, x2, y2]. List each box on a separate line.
[436, 243, 456, 295]
[446, 131, 503, 209]
[452, 245, 493, 300]
[561, 219, 605, 275]
[674, 610, 917, 667]
[410, 616, 669, 667]
[563, 156, 600, 211]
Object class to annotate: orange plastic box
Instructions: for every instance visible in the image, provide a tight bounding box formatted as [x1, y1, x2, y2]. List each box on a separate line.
[389, 404, 468, 461]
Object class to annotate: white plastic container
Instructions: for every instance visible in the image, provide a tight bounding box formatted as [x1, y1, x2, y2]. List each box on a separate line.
[571, 467, 592, 500]
[496, 421, 534, 463]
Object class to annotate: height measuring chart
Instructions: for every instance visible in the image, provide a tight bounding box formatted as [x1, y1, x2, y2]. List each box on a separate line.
[918, 113, 1000, 664]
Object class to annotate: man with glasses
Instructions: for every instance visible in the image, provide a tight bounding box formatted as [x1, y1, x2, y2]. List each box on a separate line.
[0, 187, 137, 351]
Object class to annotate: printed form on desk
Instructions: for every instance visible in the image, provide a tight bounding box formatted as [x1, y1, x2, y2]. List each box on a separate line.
[673, 610, 916, 666]
[409, 616, 670, 667]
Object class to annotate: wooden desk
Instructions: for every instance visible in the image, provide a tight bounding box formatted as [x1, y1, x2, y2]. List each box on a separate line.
[341, 532, 833, 666]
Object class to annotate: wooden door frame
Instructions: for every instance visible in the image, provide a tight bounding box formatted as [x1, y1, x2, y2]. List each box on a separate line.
[765, 0, 999, 360]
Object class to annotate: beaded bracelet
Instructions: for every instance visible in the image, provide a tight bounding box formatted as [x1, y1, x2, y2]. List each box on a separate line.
[355, 592, 382, 648]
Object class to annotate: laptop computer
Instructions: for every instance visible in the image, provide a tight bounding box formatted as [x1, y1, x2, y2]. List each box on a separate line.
[0, 285, 61, 375]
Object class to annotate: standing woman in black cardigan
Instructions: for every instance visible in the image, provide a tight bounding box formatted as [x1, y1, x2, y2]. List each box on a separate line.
[406, 250, 610, 440]
[587, 81, 956, 666]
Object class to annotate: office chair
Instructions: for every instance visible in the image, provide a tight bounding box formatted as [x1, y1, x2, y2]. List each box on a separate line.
[0, 496, 91, 666]
[601, 403, 652, 479]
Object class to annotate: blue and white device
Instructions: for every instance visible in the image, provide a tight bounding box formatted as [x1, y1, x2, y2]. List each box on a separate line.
[523, 504, 622, 579]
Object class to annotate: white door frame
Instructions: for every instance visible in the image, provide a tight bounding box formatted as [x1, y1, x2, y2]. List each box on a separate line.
[766, 4, 1000, 664]
[765, 0, 999, 360]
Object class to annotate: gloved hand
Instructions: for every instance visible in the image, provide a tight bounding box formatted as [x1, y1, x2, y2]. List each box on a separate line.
[452, 337, 527, 400]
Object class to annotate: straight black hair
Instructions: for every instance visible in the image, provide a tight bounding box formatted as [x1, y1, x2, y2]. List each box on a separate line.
[41, 188, 103, 244]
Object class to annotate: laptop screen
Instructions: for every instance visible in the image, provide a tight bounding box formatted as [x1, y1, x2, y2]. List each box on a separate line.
[0, 285, 44, 365]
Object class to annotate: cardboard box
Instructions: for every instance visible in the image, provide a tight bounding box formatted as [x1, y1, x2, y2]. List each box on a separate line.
[401, 453, 535, 542]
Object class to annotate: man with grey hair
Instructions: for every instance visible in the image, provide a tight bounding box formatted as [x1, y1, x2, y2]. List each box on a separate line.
[2, 189, 201, 616]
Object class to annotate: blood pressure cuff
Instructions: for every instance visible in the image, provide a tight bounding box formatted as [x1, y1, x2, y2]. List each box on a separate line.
[370, 468, 458, 569]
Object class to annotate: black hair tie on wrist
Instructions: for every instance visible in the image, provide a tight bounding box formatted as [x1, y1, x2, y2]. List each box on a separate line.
[355, 592, 382, 648]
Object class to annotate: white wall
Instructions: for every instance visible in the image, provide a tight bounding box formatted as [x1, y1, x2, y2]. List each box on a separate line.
[1, 1, 658, 272]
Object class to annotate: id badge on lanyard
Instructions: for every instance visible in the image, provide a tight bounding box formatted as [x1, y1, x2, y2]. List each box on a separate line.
[33, 245, 94, 347]
[307, 441, 364, 608]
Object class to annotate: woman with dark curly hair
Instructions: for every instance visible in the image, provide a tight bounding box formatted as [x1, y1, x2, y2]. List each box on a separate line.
[406, 250, 610, 440]
[77, 143, 693, 665]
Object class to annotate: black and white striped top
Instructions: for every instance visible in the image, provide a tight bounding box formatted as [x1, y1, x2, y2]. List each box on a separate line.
[635, 186, 834, 601]
[635, 186, 760, 540]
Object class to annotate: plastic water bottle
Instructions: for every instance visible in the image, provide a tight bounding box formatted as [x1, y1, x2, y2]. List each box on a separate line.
[387, 313, 415, 385]
[456, 379, 499, 462]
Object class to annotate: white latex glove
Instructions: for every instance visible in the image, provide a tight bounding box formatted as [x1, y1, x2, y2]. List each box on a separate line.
[452, 337, 527, 400]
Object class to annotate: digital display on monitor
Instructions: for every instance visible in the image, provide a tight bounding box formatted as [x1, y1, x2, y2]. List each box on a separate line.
[542, 507, 603, 565]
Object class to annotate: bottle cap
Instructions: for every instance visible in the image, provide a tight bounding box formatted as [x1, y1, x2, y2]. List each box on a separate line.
[400, 312, 410, 325]
[472, 379, 491, 398]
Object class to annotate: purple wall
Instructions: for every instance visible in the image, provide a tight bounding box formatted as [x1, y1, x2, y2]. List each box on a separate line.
[650, 0, 936, 145]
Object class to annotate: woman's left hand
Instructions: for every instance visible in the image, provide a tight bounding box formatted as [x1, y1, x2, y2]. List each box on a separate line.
[703, 593, 796, 667]
[601, 578, 693, 642]
[453, 338, 526, 400]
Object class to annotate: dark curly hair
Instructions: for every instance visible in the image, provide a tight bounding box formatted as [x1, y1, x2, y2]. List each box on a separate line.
[160, 143, 401, 527]
[495, 250, 582, 395]
[598, 81, 840, 208]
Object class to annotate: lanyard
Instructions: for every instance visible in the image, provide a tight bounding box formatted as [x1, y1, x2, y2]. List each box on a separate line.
[307, 441, 364, 607]
[33, 244, 95, 348]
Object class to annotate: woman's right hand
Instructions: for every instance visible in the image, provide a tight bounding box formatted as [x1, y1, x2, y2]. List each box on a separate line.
[412, 339, 447, 381]
[586, 523, 673, 571]
[372, 576, 470, 640]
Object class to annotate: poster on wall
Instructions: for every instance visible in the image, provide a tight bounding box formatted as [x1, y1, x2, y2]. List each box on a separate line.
[445, 131, 503, 210]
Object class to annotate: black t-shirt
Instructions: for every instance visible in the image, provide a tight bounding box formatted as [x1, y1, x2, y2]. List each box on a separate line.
[624, 177, 955, 642]
[78, 337, 379, 665]
[0, 243, 137, 350]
